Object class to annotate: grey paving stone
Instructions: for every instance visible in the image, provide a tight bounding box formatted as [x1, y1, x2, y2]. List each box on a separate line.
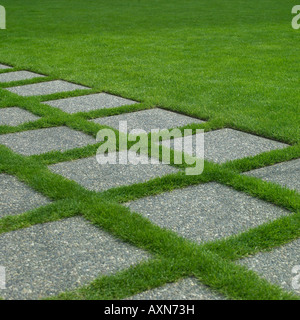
[126, 277, 225, 300]
[0, 71, 45, 83]
[124, 182, 290, 244]
[0, 126, 95, 156]
[92, 108, 204, 133]
[49, 151, 179, 192]
[240, 239, 300, 296]
[5, 80, 89, 97]
[0, 217, 149, 300]
[0, 64, 12, 70]
[244, 159, 300, 193]
[0, 174, 50, 218]
[0, 107, 40, 126]
[161, 128, 288, 164]
[43, 93, 138, 114]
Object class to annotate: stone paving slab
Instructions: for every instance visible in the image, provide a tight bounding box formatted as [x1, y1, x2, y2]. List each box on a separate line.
[126, 277, 225, 300]
[0, 107, 40, 126]
[0, 126, 95, 156]
[92, 108, 204, 133]
[0, 71, 45, 83]
[5, 80, 89, 97]
[0, 174, 50, 218]
[124, 182, 290, 244]
[244, 159, 300, 193]
[0, 64, 12, 70]
[49, 151, 179, 192]
[43, 93, 138, 114]
[161, 128, 288, 164]
[240, 239, 300, 296]
[0, 217, 149, 300]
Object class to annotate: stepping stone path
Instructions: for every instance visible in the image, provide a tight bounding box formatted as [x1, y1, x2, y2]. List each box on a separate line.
[124, 182, 290, 244]
[0, 174, 50, 218]
[244, 159, 300, 193]
[0, 71, 45, 83]
[0, 64, 298, 299]
[126, 278, 225, 300]
[0, 126, 95, 156]
[92, 108, 204, 133]
[162, 128, 288, 163]
[49, 151, 178, 192]
[0, 64, 12, 70]
[43, 93, 137, 114]
[6, 80, 88, 96]
[0, 217, 149, 300]
[240, 239, 300, 296]
[0, 107, 40, 126]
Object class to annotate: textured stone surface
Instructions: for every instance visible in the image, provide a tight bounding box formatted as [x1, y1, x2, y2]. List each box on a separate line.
[0, 126, 95, 156]
[240, 239, 300, 296]
[5, 80, 89, 96]
[92, 108, 204, 133]
[0, 64, 12, 70]
[125, 182, 290, 244]
[126, 278, 226, 300]
[49, 151, 179, 192]
[0, 71, 45, 83]
[43, 93, 138, 114]
[0, 174, 50, 218]
[244, 159, 300, 193]
[161, 128, 288, 163]
[0, 107, 40, 126]
[0, 217, 149, 300]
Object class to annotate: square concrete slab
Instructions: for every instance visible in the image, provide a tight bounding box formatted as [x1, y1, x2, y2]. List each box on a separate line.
[161, 128, 288, 164]
[0, 64, 12, 70]
[0, 71, 45, 83]
[43, 93, 138, 114]
[244, 159, 300, 193]
[124, 182, 290, 244]
[0, 126, 95, 156]
[0, 107, 40, 126]
[49, 151, 179, 192]
[92, 108, 204, 133]
[126, 278, 225, 300]
[0, 217, 149, 300]
[5, 80, 89, 97]
[0, 174, 50, 218]
[240, 239, 300, 296]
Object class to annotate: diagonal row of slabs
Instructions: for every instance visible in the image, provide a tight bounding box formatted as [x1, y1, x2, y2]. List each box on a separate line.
[0, 63, 299, 299]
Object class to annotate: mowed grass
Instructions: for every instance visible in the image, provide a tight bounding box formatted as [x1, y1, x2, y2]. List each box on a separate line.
[0, 0, 299, 144]
[0, 0, 300, 300]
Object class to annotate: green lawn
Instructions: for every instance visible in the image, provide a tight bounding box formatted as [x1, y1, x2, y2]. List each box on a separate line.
[1, 0, 299, 143]
[0, 0, 299, 300]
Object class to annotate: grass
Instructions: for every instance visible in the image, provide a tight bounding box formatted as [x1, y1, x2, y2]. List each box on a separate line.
[0, 0, 299, 300]
[1, 0, 300, 144]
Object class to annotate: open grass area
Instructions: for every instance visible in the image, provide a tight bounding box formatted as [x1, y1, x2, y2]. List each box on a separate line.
[1, 0, 300, 143]
[0, 0, 299, 300]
